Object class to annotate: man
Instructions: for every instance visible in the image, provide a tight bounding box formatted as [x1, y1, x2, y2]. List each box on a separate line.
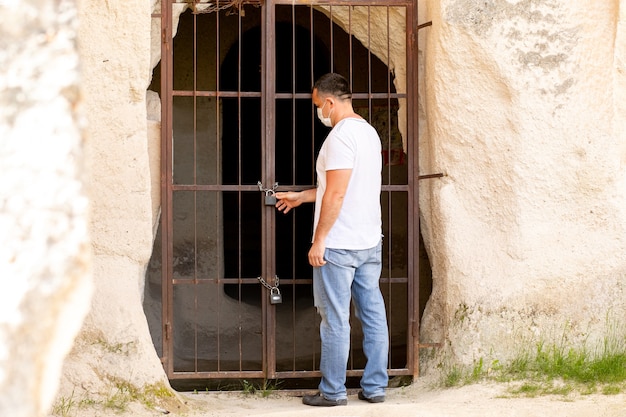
[275, 73, 389, 407]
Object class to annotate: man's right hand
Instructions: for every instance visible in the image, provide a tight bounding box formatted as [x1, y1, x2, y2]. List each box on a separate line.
[275, 191, 303, 214]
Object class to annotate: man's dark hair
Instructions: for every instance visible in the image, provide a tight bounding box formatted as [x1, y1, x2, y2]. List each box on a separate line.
[313, 73, 352, 100]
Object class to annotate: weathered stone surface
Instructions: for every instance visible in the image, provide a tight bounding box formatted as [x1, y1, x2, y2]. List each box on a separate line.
[56, 0, 175, 404]
[0, 0, 92, 415]
[419, 0, 626, 368]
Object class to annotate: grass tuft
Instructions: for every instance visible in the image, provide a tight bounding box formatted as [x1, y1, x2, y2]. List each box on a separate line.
[439, 334, 626, 397]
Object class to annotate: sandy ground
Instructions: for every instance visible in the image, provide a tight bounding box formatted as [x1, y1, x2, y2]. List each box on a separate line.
[55, 377, 626, 417]
[138, 378, 626, 417]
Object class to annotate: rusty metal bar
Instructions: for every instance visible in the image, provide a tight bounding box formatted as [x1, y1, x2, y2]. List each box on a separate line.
[329, 5, 334, 71]
[347, 5, 352, 91]
[408, 0, 420, 378]
[367, 5, 372, 121]
[417, 20, 432, 30]
[215, 6, 224, 376]
[192, 10, 199, 374]
[419, 173, 444, 180]
[384, 3, 394, 374]
[172, 276, 408, 285]
[309, 5, 316, 184]
[172, 91, 262, 97]
[274, 0, 412, 4]
[289, 2, 298, 373]
[263, 0, 278, 379]
[162, 0, 174, 378]
[236, 8, 244, 373]
[261, 92, 408, 99]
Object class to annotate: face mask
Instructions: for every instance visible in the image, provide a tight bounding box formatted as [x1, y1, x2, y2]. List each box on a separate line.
[316, 100, 333, 127]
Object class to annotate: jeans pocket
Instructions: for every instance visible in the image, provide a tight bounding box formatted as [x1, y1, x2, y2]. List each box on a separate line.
[324, 248, 351, 266]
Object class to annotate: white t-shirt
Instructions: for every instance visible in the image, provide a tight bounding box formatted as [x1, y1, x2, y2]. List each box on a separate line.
[313, 117, 382, 249]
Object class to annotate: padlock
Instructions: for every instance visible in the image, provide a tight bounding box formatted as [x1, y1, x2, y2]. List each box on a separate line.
[270, 287, 282, 304]
[265, 190, 277, 206]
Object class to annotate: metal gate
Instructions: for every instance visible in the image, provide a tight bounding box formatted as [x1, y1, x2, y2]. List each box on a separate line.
[157, 0, 420, 383]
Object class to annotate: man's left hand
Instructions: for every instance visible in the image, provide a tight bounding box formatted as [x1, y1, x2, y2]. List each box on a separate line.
[308, 241, 326, 267]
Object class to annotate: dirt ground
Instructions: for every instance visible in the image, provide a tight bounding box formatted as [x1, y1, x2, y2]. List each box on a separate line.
[119, 377, 626, 417]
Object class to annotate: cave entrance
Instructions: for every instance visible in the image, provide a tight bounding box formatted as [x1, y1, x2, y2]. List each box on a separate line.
[151, 0, 422, 387]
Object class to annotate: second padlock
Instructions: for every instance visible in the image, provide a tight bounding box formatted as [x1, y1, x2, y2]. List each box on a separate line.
[270, 287, 282, 304]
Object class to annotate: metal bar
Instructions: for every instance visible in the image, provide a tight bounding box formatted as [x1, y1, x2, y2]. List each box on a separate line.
[215, 5, 223, 375]
[417, 21, 432, 30]
[172, 184, 261, 191]
[215, 10, 225, 372]
[408, 0, 420, 378]
[367, 5, 372, 121]
[169, 371, 266, 379]
[290, 2, 298, 372]
[329, 5, 334, 71]
[274, 0, 412, 5]
[162, 0, 174, 379]
[172, 276, 409, 285]
[380, 7, 394, 370]
[348, 4, 352, 86]
[309, 5, 316, 184]
[419, 173, 444, 180]
[174, 278, 266, 285]
[263, 0, 278, 379]
[192, 11, 199, 373]
[168, 366, 412, 380]
[237, 5, 244, 375]
[274, 92, 409, 99]
[172, 91, 262, 97]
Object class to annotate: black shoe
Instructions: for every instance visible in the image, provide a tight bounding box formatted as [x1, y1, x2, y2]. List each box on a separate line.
[302, 393, 347, 407]
[358, 391, 385, 403]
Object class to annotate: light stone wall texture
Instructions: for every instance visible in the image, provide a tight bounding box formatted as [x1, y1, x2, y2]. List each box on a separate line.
[0, 0, 92, 416]
[55, 0, 175, 405]
[419, 0, 626, 369]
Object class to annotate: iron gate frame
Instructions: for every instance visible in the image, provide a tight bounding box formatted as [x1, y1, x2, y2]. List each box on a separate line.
[158, 0, 422, 381]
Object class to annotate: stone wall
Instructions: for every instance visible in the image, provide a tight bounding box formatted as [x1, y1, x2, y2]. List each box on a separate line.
[55, 0, 175, 406]
[0, 0, 92, 416]
[419, 0, 626, 369]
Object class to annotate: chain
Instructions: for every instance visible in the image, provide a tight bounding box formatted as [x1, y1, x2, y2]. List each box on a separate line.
[257, 181, 278, 193]
[257, 275, 279, 290]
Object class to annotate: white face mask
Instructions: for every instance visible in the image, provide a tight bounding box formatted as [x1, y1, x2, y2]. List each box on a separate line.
[316, 100, 333, 127]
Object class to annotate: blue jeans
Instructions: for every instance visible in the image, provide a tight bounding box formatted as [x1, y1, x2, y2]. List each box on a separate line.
[313, 240, 389, 400]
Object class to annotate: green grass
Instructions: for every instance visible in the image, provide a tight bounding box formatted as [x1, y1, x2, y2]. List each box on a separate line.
[240, 379, 283, 397]
[52, 391, 76, 417]
[507, 342, 626, 385]
[51, 381, 176, 416]
[439, 337, 626, 396]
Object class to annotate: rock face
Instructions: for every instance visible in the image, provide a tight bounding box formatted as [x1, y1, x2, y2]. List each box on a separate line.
[0, 0, 92, 416]
[419, 0, 626, 368]
[56, 0, 171, 404]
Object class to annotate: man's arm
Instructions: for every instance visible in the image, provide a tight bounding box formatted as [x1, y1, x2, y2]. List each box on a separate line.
[308, 169, 352, 267]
